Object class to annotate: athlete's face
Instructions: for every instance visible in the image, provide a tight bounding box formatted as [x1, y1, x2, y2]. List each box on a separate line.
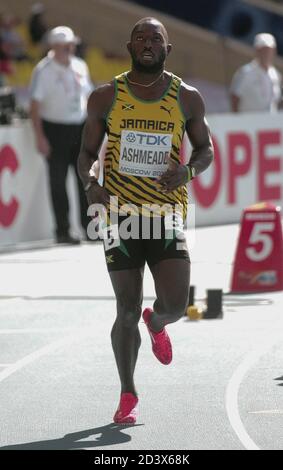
[127, 22, 171, 73]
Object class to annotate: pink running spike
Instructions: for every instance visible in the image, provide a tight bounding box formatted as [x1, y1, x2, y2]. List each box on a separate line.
[142, 308, 172, 365]
[113, 393, 138, 424]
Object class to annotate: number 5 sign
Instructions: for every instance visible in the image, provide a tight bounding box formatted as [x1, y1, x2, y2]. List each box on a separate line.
[231, 202, 283, 292]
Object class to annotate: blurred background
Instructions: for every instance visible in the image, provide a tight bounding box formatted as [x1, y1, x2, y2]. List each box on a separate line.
[1, 0, 283, 246]
[1, 0, 283, 112]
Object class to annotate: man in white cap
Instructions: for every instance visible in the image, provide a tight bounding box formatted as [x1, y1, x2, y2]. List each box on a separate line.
[230, 33, 282, 113]
[30, 26, 94, 244]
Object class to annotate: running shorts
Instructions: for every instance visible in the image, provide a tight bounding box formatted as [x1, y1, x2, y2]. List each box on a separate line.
[102, 214, 190, 271]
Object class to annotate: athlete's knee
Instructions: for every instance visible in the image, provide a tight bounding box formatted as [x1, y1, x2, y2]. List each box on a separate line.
[160, 296, 188, 322]
[166, 305, 186, 322]
[116, 301, 142, 328]
[119, 309, 141, 329]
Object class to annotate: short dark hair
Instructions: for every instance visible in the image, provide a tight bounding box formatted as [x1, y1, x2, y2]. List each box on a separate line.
[130, 17, 169, 43]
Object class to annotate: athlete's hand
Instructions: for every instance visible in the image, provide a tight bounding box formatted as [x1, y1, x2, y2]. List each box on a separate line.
[156, 158, 189, 193]
[86, 183, 110, 207]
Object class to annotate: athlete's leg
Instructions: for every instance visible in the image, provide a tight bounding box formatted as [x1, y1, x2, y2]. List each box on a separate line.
[149, 258, 190, 332]
[109, 267, 144, 396]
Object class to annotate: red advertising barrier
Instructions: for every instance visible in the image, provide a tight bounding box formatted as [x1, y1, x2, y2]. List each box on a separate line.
[0, 144, 19, 228]
[231, 202, 283, 293]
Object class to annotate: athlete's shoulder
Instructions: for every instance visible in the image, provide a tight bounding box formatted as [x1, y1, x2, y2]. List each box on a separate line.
[178, 81, 205, 120]
[87, 80, 116, 119]
[178, 79, 201, 95]
[88, 81, 116, 102]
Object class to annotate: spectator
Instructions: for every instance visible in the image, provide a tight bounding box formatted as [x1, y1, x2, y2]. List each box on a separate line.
[28, 3, 48, 46]
[0, 13, 30, 61]
[230, 33, 282, 113]
[0, 36, 13, 86]
[30, 26, 94, 244]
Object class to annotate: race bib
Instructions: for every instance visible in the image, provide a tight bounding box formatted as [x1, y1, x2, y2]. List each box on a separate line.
[103, 224, 120, 252]
[119, 130, 172, 178]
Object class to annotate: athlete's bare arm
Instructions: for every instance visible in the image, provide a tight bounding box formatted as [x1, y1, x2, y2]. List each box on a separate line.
[157, 84, 213, 193]
[77, 82, 115, 205]
[183, 85, 214, 173]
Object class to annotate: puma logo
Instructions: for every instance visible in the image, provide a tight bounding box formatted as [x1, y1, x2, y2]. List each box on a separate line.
[160, 105, 173, 117]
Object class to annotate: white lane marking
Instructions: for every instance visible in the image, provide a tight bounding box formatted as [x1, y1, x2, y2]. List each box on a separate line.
[225, 335, 280, 450]
[0, 328, 80, 334]
[249, 410, 283, 415]
[0, 332, 89, 385]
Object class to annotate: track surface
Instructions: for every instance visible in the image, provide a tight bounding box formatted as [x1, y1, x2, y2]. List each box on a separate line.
[0, 224, 282, 450]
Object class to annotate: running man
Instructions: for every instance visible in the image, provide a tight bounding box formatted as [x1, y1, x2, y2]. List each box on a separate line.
[78, 17, 213, 424]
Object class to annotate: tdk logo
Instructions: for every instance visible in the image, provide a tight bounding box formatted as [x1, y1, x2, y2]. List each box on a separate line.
[126, 132, 136, 143]
[135, 134, 169, 145]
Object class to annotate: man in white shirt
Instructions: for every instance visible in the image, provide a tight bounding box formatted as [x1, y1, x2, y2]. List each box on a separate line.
[30, 26, 94, 244]
[230, 33, 282, 113]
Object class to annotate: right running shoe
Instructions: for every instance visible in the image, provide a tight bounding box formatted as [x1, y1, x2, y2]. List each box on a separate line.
[113, 393, 138, 424]
[142, 307, 172, 365]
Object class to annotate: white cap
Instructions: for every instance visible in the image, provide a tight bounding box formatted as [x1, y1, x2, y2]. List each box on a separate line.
[254, 33, 276, 49]
[48, 26, 78, 46]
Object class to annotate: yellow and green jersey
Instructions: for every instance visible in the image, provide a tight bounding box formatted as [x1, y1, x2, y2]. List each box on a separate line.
[104, 72, 188, 217]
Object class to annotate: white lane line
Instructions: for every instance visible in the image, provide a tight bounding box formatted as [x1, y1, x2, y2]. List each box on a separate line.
[0, 332, 89, 385]
[0, 329, 79, 334]
[225, 335, 280, 450]
[249, 410, 283, 415]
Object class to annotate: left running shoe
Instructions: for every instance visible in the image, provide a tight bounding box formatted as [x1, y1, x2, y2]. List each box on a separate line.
[113, 393, 138, 424]
[142, 308, 172, 365]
